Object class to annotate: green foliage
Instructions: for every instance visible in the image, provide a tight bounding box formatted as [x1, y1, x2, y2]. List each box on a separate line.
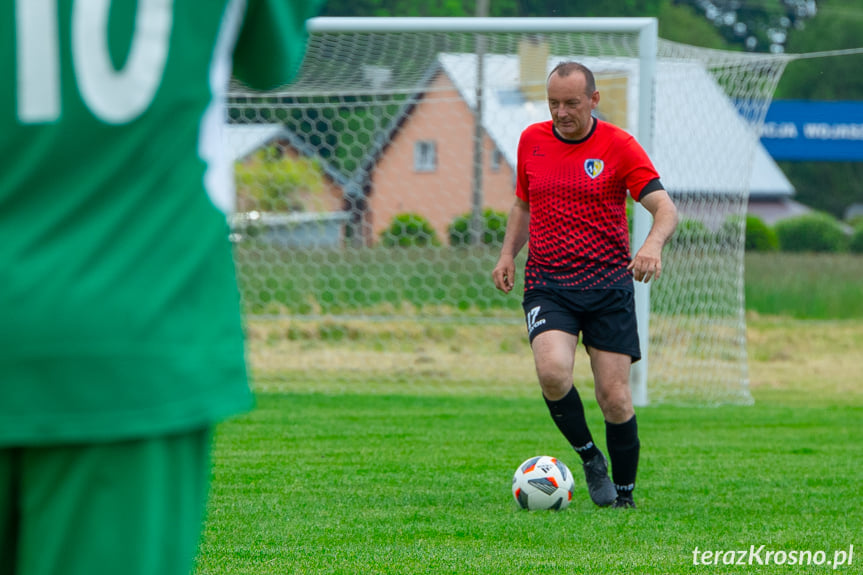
[448, 208, 508, 247]
[778, 5, 863, 100]
[850, 223, 863, 254]
[509, 0, 664, 18]
[743, 214, 779, 251]
[380, 213, 441, 248]
[657, 1, 734, 49]
[779, 161, 863, 221]
[717, 214, 776, 252]
[230, 96, 410, 184]
[321, 0, 664, 18]
[668, 218, 712, 247]
[775, 212, 848, 253]
[234, 145, 323, 212]
[674, 0, 818, 53]
[321, 0, 471, 17]
[772, 7, 863, 220]
[282, 98, 407, 178]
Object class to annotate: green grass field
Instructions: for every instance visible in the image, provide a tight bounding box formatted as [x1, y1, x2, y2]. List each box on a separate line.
[744, 253, 863, 319]
[195, 313, 863, 574]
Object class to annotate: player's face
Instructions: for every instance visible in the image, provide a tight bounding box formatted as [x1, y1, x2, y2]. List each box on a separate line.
[546, 71, 599, 140]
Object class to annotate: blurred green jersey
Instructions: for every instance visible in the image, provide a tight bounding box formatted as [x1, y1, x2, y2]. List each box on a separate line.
[0, 0, 322, 444]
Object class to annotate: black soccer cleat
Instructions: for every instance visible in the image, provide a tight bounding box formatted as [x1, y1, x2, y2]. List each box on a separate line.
[612, 496, 636, 509]
[582, 453, 617, 507]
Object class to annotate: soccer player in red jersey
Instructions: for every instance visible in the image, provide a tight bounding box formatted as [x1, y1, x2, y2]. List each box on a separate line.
[493, 61, 678, 509]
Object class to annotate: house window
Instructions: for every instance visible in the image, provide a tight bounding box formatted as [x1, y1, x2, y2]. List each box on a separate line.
[414, 140, 437, 172]
[490, 148, 502, 172]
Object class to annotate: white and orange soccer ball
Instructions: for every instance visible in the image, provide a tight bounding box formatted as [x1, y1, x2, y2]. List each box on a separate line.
[512, 455, 575, 510]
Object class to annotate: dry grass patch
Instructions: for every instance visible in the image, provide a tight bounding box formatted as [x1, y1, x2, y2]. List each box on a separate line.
[746, 314, 863, 405]
[244, 315, 863, 406]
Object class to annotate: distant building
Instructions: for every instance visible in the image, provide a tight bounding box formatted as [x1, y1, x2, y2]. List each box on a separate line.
[225, 46, 803, 244]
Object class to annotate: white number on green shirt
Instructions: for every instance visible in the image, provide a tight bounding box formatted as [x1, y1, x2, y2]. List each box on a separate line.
[16, 0, 174, 124]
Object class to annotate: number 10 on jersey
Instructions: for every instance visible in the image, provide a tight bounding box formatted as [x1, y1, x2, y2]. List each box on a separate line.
[16, 0, 173, 125]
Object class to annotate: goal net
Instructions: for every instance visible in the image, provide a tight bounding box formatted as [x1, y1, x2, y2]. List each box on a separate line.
[225, 18, 789, 405]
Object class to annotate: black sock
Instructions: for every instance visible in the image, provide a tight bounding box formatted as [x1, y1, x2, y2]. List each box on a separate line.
[606, 415, 640, 499]
[544, 386, 601, 463]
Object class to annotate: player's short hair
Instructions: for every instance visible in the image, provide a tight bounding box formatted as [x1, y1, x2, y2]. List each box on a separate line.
[547, 61, 596, 96]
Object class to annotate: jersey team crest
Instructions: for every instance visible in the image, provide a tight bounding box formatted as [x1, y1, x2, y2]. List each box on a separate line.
[584, 159, 604, 178]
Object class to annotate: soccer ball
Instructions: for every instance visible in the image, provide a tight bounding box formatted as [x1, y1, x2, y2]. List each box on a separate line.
[512, 455, 574, 510]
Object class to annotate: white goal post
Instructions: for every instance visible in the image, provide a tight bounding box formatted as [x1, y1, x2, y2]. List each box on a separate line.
[226, 17, 789, 405]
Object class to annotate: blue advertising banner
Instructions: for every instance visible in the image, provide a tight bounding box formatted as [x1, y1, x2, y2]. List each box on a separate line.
[760, 100, 863, 161]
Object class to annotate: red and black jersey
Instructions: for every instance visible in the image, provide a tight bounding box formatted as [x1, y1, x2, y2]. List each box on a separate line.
[516, 119, 662, 292]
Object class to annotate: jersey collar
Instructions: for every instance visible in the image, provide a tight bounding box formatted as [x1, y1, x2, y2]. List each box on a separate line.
[552, 116, 597, 145]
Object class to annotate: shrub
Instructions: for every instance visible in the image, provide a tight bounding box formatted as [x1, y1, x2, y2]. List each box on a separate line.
[775, 212, 848, 253]
[234, 145, 323, 212]
[849, 222, 863, 254]
[668, 218, 712, 247]
[743, 214, 779, 251]
[448, 208, 508, 246]
[718, 214, 745, 249]
[380, 213, 440, 248]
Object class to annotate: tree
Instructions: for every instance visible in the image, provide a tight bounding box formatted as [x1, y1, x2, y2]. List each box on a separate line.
[321, 0, 471, 16]
[671, 0, 818, 52]
[322, 0, 665, 18]
[777, 2, 863, 100]
[773, 2, 863, 219]
[235, 146, 325, 213]
[657, 1, 733, 49]
[321, 0, 730, 48]
[779, 161, 863, 220]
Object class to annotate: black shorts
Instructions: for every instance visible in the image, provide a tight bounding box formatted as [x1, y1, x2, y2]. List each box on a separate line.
[521, 287, 641, 362]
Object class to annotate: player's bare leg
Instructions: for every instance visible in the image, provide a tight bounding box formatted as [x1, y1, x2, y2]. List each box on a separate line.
[530, 330, 577, 401]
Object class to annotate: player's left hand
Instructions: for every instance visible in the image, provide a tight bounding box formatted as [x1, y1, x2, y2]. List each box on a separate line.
[628, 245, 663, 283]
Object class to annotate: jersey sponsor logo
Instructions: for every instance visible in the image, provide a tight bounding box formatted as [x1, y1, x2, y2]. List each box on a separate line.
[584, 159, 604, 179]
[532, 145, 545, 156]
[526, 305, 546, 335]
